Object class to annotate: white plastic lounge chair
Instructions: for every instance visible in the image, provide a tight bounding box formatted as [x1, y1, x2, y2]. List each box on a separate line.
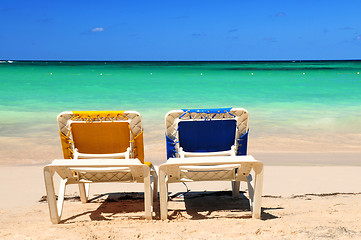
[159, 108, 263, 220]
[44, 111, 157, 223]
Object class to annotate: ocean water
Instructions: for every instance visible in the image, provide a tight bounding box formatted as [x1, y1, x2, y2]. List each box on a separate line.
[0, 61, 360, 165]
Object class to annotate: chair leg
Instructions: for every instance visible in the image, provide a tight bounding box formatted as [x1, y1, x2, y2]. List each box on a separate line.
[232, 181, 240, 199]
[78, 183, 90, 203]
[143, 166, 152, 220]
[44, 167, 67, 224]
[159, 167, 168, 220]
[252, 165, 264, 219]
[57, 179, 67, 217]
[151, 171, 158, 201]
[246, 174, 254, 211]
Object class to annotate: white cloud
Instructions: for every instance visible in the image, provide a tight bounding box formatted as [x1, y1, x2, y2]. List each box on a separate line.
[91, 27, 104, 32]
[276, 12, 286, 17]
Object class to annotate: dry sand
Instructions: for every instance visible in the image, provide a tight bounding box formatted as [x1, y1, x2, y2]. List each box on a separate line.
[0, 164, 361, 239]
[1, 192, 361, 240]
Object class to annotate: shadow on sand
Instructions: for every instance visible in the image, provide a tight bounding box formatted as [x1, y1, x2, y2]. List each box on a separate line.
[60, 192, 149, 223]
[167, 191, 279, 220]
[57, 191, 280, 223]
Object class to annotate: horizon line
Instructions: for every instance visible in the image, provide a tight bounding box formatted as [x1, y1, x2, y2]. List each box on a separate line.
[1, 59, 361, 62]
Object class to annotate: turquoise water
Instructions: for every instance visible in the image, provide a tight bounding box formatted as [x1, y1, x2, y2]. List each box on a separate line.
[1, 61, 361, 111]
[1, 61, 361, 123]
[0, 61, 360, 164]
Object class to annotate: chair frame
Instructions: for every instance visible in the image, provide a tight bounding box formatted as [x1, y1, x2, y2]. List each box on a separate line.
[44, 111, 157, 223]
[159, 108, 263, 220]
[44, 159, 155, 223]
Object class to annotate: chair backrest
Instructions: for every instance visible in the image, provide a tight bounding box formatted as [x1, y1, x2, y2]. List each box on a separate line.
[178, 119, 236, 153]
[71, 121, 130, 154]
[165, 108, 249, 159]
[57, 111, 145, 162]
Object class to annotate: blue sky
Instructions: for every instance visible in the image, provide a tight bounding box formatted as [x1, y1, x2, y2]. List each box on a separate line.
[1, 0, 361, 61]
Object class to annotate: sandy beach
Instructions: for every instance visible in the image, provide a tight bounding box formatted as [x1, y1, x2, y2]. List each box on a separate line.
[1, 111, 360, 239]
[1, 162, 361, 239]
